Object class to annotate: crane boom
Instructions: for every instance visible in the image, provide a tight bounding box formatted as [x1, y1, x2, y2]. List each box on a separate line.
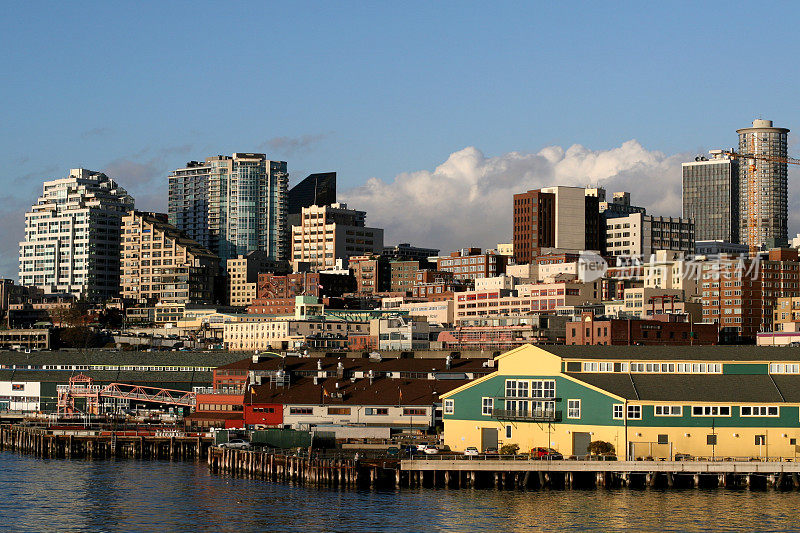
[710, 149, 800, 166]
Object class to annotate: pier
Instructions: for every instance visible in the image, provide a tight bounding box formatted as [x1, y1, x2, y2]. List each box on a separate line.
[207, 447, 396, 488]
[207, 447, 800, 491]
[0, 425, 213, 460]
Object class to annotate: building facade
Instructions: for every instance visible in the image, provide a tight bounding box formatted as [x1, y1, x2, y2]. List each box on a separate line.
[442, 344, 800, 459]
[737, 119, 789, 249]
[19, 168, 135, 302]
[682, 153, 739, 243]
[120, 211, 218, 305]
[605, 213, 694, 259]
[436, 249, 506, 281]
[168, 153, 288, 264]
[291, 203, 383, 271]
[227, 251, 288, 307]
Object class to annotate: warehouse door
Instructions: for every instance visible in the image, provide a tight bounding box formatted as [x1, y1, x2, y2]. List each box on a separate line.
[572, 432, 591, 457]
[481, 428, 498, 452]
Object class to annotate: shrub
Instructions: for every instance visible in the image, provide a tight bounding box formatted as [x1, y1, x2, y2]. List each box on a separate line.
[588, 440, 615, 456]
[500, 443, 519, 455]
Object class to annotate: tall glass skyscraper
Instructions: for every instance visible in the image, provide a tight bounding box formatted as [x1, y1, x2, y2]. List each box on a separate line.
[737, 119, 789, 249]
[168, 153, 288, 264]
[682, 153, 739, 243]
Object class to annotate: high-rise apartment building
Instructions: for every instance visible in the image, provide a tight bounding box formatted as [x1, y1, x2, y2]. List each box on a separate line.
[120, 211, 219, 305]
[291, 203, 384, 271]
[19, 169, 135, 302]
[738, 119, 789, 249]
[168, 160, 211, 250]
[682, 152, 739, 243]
[168, 153, 288, 264]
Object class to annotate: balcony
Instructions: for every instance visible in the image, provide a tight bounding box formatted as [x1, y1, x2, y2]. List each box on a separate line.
[491, 408, 561, 422]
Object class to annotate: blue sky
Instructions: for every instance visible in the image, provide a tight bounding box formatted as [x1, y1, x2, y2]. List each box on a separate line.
[2, 1, 800, 277]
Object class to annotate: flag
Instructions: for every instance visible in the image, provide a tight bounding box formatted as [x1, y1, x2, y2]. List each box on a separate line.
[398, 388, 403, 406]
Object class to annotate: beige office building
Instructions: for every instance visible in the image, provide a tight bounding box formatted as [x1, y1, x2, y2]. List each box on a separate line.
[291, 203, 383, 271]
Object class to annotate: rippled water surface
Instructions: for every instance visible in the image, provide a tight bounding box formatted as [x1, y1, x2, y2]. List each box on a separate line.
[2, 451, 800, 532]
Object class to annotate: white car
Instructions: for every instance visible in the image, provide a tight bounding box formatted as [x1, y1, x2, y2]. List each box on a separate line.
[464, 446, 479, 456]
[423, 445, 439, 455]
[219, 439, 251, 449]
[416, 443, 429, 451]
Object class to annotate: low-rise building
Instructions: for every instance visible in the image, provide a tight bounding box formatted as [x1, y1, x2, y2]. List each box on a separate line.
[227, 251, 289, 307]
[442, 344, 800, 459]
[439, 314, 567, 350]
[566, 313, 719, 345]
[437, 248, 507, 281]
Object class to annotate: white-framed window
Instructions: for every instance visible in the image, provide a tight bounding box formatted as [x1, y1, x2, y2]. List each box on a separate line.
[627, 405, 642, 419]
[599, 362, 613, 372]
[613, 404, 624, 419]
[444, 399, 454, 415]
[740, 405, 779, 417]
[568, 399, 581, 419]
[582, 361, 598, 372]
[691, 405, 731, 417]
[505, 379, 529, 398]
[481, 397, 493, 416]
[531, 380, 556, 399]
[770, 363, 800, 374]
[654, 405, 682, 416]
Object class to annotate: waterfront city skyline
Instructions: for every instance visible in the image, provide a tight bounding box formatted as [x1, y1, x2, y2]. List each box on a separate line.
[4, 1, 800, 279]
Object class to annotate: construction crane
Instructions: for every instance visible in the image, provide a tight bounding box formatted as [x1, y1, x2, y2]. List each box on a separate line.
[709, 149, 800, 251]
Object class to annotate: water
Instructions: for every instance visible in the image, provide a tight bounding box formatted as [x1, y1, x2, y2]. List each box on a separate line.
[2, 451, 800, 533]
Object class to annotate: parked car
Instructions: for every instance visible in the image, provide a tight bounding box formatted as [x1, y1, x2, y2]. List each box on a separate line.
[674, 453, 693, 461]
[464, 446, 479, 456]
[386, 446, 400, 457]
[423, 445, 439, 455]
[531, 447, 563, 460]
[416, 443, 429, 451]
[484, 446, 499, 455]
[219, 439, 251, 449]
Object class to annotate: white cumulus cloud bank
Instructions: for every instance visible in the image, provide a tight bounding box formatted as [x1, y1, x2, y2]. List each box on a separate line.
[342, 140, 692, 253]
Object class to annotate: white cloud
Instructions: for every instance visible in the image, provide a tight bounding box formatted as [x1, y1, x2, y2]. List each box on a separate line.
[342, 140, 694, 253]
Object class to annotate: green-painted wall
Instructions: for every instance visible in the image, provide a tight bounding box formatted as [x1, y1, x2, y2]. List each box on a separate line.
[628, 405, 800, 428]
[444, 374, 623, 426]
[724, 363, 768, 375]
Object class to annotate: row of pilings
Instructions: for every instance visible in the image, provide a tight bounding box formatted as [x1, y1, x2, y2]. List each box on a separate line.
[0, 425, 212, 461]
[400, 469, 800, 491]
[208, 448, 398, 489]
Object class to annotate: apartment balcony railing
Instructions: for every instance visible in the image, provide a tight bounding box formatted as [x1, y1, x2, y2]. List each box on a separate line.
[491, 409, 561, 423]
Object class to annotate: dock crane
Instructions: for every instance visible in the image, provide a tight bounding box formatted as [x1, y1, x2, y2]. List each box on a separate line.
[709, 149, 800, 250]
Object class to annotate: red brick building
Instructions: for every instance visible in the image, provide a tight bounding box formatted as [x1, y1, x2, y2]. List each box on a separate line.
[566, 313, 719, 345]
[513, 189, 555, 264]
[436, 249, 506, 281]
[349, 253, 391, 295]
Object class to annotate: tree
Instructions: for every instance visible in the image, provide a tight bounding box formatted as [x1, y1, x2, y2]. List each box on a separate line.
[500, 443, 519, 455]
[588, 440, 615, 456]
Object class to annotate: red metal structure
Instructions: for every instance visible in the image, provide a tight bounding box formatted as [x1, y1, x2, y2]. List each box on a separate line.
[57, 373, 196, 415]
